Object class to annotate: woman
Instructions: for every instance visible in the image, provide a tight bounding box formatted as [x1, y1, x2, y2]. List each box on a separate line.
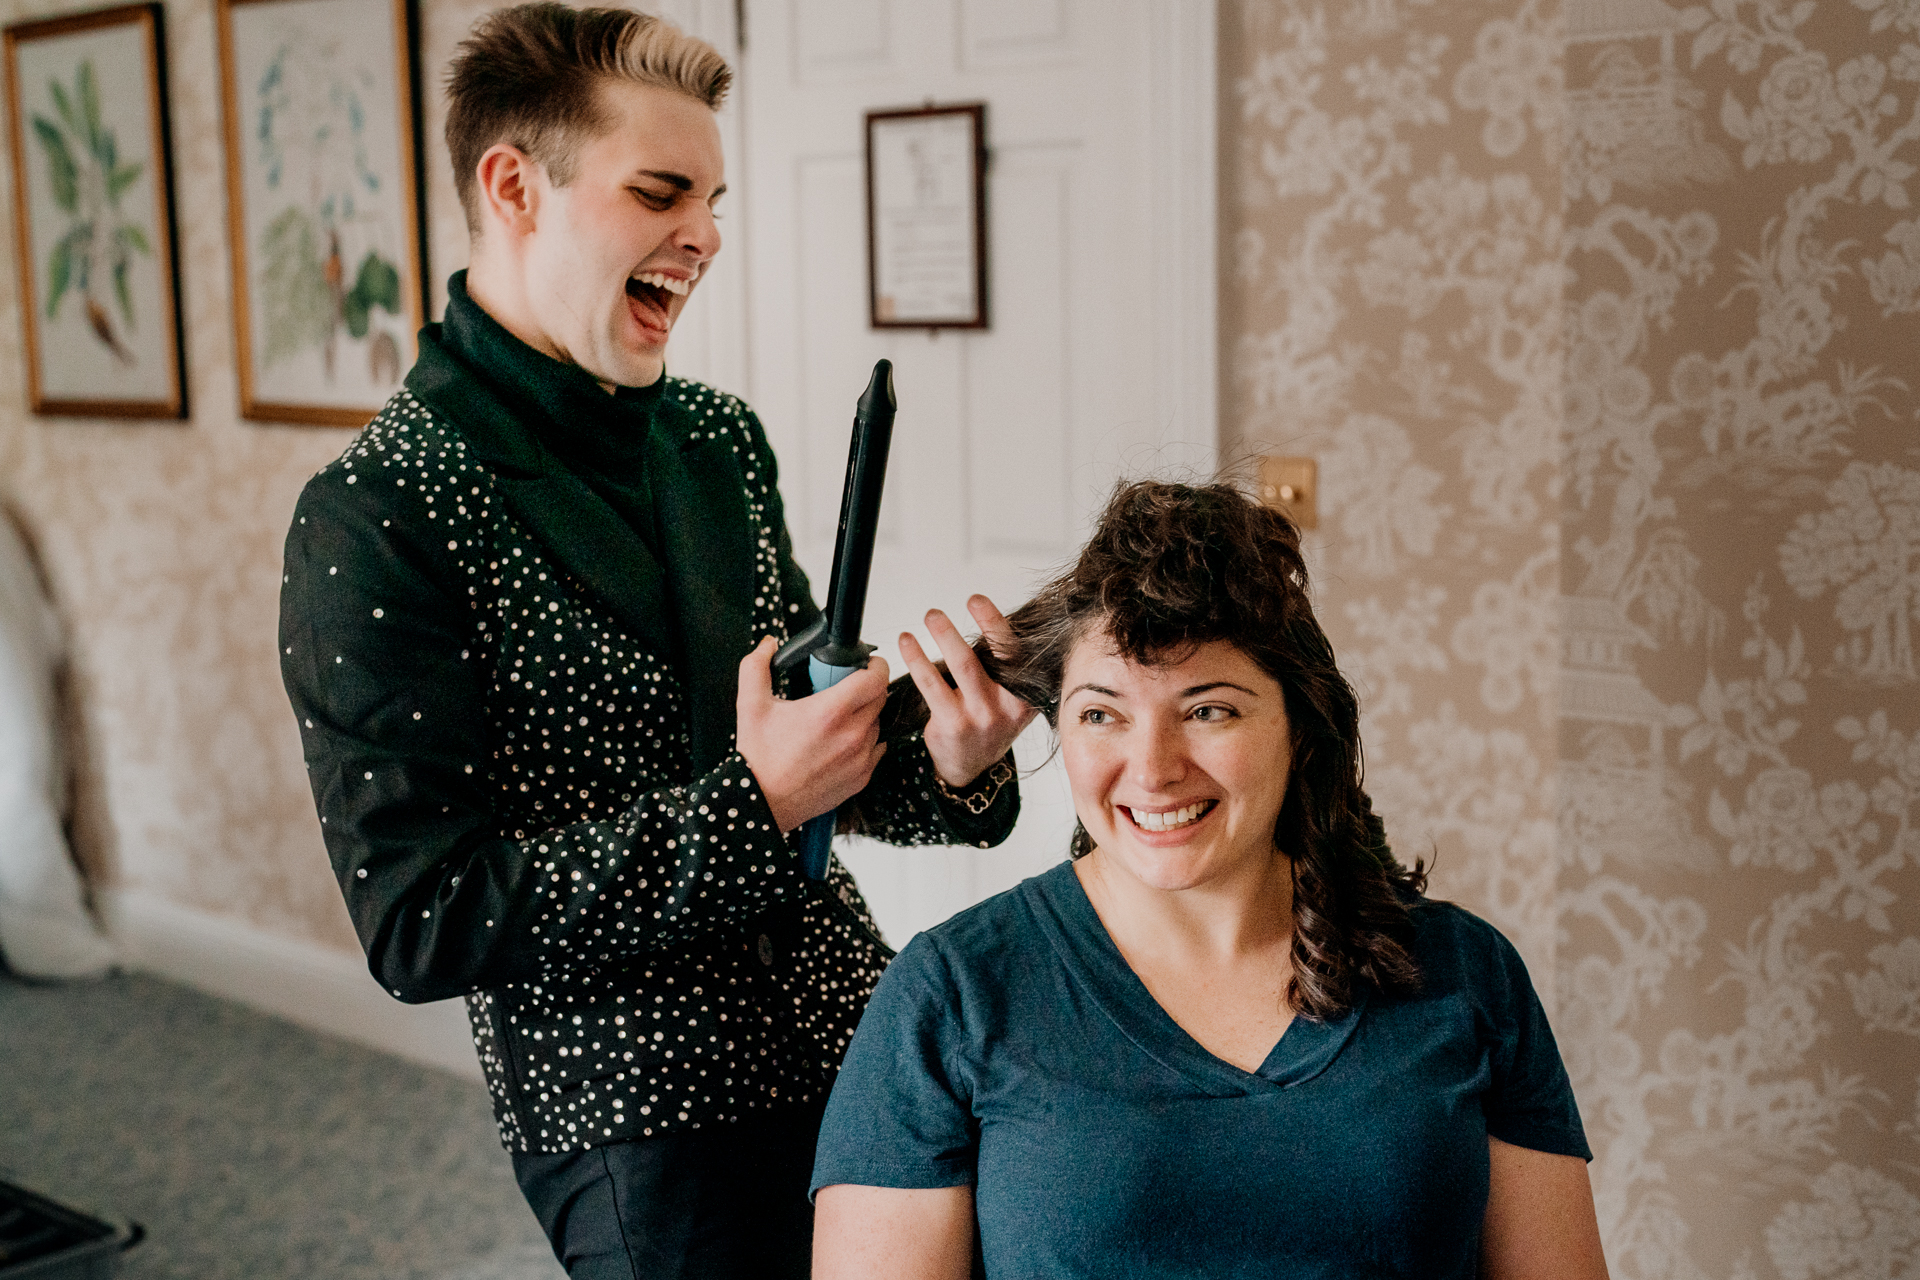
[810, 482, 1608, 1278]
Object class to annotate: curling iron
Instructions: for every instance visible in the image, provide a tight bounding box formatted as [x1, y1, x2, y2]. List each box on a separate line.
[771, 359, 897, 880]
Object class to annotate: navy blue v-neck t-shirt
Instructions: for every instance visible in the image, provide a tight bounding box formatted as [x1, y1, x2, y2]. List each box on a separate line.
[811, 862, 1589, 1278]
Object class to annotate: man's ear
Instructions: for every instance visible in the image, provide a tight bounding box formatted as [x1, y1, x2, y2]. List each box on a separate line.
[474, 143, 542, 238]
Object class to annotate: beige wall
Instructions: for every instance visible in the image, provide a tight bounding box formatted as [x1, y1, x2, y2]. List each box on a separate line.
[0, 0, 494, 954]
[1224, 0, 1920, 1273]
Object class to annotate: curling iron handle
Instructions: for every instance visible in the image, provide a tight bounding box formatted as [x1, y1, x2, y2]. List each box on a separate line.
[795, 652, 873, 880]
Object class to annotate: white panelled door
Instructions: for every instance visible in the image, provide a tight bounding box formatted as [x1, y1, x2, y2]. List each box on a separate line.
[736, 0, 1216, 945]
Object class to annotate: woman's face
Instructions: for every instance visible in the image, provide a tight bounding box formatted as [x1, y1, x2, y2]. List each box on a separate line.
[1059, 633, 1294, 895]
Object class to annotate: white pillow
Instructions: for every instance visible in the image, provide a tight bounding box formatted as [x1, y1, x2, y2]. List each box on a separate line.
[0, 505, 115, 978]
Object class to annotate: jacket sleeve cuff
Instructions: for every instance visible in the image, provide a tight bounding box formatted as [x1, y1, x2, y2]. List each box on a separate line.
[893, 736, 1021, 848]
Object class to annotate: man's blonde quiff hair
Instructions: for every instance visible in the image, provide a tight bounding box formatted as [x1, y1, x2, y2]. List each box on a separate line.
[445, 3, 731, 235]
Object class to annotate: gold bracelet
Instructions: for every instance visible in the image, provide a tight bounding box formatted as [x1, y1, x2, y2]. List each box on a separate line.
[935, 759, 1015, 815]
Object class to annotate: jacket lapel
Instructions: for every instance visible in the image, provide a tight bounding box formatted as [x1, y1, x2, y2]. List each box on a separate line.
[650, 425, 754, 774]
[405, 335, 676, 661]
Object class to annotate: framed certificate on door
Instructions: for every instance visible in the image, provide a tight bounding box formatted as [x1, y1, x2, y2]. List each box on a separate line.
[865, 102, 987, 330]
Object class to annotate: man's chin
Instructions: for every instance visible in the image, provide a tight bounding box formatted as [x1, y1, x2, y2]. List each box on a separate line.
[585, 345, 667, 390]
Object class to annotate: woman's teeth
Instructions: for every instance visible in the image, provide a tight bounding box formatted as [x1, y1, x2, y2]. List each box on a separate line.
[634, 271, 691, 296]
[1127, 801, 1211, 831]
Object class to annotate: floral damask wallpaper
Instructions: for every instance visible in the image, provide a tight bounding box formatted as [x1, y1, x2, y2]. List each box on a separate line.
[1225, 0, 1920, 1273]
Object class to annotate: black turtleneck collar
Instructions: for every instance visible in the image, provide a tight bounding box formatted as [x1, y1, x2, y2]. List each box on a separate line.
[438, 269, 670, 480]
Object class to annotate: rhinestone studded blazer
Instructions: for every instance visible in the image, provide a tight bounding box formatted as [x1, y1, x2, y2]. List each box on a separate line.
[279, 328, 1018, 1153]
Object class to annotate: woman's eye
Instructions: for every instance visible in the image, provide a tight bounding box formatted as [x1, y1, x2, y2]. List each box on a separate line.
[634, 189, 674, 209]
[1079, 708, 1111, 726]
[1190, 704, 1236, 722]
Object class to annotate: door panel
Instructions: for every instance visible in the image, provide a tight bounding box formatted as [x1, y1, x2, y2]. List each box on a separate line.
[960, 0, 1074, 70]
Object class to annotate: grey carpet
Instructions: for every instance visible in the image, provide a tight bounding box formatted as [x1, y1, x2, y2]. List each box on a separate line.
[0, 969, 566, 1280]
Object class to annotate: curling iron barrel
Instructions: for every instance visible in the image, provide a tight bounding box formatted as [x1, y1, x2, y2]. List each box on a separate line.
[771, 359, 897, 879]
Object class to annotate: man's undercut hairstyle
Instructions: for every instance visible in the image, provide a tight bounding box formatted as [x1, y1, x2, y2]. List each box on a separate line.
[445, 2, 731, 234]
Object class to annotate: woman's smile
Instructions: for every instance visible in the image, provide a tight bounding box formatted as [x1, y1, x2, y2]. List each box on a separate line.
[1120, 798, 1218, 834]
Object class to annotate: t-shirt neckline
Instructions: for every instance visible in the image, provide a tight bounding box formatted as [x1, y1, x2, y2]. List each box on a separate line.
[1024, 860, 1367, 1093]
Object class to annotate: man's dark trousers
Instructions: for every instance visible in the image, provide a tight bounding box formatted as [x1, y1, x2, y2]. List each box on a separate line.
[512, 1100, 826, 1279]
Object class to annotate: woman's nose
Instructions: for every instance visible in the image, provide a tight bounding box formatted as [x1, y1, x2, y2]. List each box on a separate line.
[1127, 720, 1188, 793]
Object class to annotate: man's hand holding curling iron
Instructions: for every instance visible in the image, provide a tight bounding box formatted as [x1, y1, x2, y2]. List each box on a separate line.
[900, 595, 1038, 789]
[737, 638, 890, 834]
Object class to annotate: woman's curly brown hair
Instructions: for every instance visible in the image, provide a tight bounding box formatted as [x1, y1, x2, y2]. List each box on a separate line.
[899, 480, 1427, 1020]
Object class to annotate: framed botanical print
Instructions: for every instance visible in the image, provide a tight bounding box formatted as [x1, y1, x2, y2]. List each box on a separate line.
[216, 0, 425, 426]
[5, 3, 185, 417]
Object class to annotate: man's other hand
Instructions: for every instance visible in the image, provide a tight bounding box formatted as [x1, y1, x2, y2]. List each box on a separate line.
[901, 595, 1038, 790]
[736, 637, 890, 833]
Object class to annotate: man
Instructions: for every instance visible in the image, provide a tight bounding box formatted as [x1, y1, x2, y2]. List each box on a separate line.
[277, 7, 1032, 1276]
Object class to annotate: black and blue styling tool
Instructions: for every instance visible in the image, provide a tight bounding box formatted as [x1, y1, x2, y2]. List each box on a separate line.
[772, 359, 897, 879]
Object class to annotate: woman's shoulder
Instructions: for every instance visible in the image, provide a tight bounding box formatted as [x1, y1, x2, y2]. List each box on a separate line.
[1399, 894, 1539, 990]
[895, 862, 1075, 984]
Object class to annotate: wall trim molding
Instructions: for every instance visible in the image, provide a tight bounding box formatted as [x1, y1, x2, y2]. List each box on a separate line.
[1148, 0, 1221, 470]
[97, 888, 482, 1082]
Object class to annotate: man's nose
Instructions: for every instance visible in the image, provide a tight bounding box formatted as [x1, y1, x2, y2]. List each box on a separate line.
[680, 201, 721, 261]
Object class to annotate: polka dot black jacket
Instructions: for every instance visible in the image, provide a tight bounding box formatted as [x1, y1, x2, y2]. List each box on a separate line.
[279, 295, 1018, 1154]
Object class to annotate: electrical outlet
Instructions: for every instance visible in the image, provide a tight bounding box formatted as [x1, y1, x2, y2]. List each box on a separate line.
[1257, 456, 1317, 530]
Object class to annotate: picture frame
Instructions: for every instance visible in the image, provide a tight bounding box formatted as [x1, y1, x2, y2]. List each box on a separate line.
[5, 3, 185, 418]
[865, 102, 988, 330]
[216, 0, 426, 426]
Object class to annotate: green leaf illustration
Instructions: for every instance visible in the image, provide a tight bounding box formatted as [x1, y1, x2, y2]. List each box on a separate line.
[31, 117, 78, 212]
[112, 256, 132, 326]
[342, 286, 368, 338]
[77, 61, 102, 157]
[71, 222, 94, 291]
[46, 235, 73, 316]
[48, 79, 77, 135]
[342, 251, 401, 338]
[114, 224, 151, 257]
[106, 161, 143, 204]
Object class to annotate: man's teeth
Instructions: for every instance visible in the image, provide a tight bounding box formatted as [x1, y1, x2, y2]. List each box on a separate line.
[1127, 802, 1211, 831]
[634, 271, 691, 296]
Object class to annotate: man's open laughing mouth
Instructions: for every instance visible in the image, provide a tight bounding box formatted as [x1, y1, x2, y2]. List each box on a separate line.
[626, 269, 693, 337]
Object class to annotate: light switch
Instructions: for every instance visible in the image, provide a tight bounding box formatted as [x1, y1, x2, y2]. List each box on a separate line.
[1257, 456, 1317, 530]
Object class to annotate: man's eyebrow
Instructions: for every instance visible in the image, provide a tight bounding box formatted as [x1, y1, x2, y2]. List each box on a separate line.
[634, 169, 693, 190]
[634, 171, 725, 201]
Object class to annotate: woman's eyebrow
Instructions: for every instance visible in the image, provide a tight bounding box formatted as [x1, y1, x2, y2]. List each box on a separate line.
[1181, 681, 1259, 697]
[1065, 683, 1121, 699]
